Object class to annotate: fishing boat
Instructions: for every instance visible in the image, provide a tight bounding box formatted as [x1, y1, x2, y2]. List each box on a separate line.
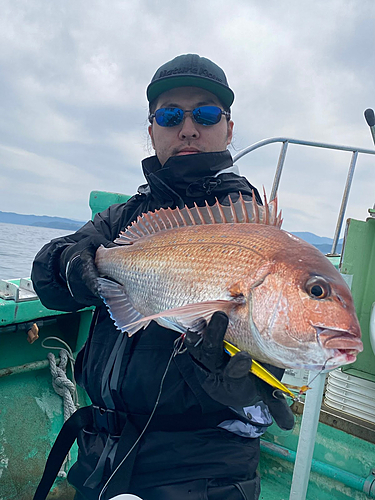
[1, 111, 375, 500]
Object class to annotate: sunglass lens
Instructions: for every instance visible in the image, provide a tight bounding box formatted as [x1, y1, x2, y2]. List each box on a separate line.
[193, 106, 222, 125]
[155, 108, 183, 127]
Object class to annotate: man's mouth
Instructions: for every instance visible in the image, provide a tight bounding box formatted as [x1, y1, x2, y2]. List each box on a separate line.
[176, 148, 201, 156]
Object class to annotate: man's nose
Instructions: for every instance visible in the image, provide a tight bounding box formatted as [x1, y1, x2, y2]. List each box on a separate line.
[178, 114, 200, 140]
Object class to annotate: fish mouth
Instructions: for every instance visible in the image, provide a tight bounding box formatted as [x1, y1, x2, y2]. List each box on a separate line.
[315, 326, 363, 364]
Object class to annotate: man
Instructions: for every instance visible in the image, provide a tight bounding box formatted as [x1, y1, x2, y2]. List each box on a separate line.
[32, 54, 294, 500]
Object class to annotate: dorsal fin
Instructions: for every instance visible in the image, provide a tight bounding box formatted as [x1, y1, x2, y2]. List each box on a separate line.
[114, 192, 283, 245]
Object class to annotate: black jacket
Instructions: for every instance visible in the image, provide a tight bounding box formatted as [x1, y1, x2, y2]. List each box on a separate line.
[31, 151, 264, 496]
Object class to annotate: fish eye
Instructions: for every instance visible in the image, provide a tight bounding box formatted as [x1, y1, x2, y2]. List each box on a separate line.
[305, 277, 330, 299]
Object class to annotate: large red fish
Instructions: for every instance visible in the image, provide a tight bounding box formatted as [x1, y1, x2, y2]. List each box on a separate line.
[95, 194, 362, 370]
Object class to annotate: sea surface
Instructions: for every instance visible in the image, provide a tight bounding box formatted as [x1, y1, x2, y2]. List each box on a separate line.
[0, 221, 339, 282]
[0, 222, 74, 280]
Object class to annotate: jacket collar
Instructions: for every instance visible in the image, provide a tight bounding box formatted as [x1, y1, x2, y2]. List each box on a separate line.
[141, 150, 234, 178]
[139, 150, 240, 206]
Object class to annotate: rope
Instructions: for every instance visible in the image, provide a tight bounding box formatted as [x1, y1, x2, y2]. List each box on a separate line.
[43, 337, 79, 478]
[47, 350, 77, 421]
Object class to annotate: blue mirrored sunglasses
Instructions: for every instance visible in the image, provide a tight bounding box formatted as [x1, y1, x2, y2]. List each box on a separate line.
[149, 106, 231, 127]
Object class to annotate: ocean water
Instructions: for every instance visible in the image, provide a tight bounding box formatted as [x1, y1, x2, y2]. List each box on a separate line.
[0, 222, 74, 280]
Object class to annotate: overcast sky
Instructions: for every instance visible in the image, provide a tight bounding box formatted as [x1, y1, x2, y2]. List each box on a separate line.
[1, 0, 374, 237]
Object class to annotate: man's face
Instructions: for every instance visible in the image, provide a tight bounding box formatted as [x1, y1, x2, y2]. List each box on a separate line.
[148, 86, 234, 166]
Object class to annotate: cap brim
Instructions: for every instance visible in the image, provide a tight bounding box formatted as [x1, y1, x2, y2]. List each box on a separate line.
[147, 75, 234, 108]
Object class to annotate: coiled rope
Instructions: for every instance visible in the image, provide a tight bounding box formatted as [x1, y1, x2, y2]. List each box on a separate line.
[47, 349, 77, 420]
[42, 337, 79, 477]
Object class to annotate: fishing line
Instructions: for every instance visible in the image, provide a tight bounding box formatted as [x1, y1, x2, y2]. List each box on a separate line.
[98, 334, 186, 500]
[290, 357, 333, 399]
[306, 357, 332, 387]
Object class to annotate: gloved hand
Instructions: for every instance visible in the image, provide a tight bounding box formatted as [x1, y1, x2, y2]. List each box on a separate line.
[184, 311, 295, 430]
[78, 244, 102, 298]
[59, 235, 112, 306]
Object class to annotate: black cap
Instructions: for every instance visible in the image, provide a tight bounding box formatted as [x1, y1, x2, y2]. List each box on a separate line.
[147, 54, 235, 108]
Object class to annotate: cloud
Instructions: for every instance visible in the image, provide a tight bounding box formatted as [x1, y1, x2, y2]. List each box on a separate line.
[0, 0, 374, 238]
[0, 144, 98, 219]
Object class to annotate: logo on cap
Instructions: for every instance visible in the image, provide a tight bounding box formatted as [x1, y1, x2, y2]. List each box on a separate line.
[159, 66, 223, 83]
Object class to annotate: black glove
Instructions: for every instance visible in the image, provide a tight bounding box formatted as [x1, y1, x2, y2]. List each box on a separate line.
[78, 244, 102, 297]
[59, 235, 111, 306]
[185, 311, 295, 430]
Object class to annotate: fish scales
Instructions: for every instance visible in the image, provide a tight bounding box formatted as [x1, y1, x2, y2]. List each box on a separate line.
[95, 195, 362, 370]
[98, 223, 266, 316]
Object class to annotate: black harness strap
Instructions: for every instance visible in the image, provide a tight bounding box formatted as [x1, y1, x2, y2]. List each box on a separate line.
[33, 403, 238, 500]
[102, 416, 141, 499]
[33, 405, 93, 500]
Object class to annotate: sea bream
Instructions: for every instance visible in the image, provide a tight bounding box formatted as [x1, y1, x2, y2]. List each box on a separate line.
[95, 194, 362, 371]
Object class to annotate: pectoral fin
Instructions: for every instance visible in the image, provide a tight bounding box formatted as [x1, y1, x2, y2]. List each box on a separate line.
[98, 277, 246, 337]
[125, 298, 245, 335]
[97, 278, 150, 336]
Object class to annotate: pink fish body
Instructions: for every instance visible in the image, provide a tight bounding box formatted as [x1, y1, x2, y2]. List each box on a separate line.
[95, 195, 362, 370]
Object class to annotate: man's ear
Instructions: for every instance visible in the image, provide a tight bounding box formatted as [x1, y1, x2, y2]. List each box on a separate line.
[227, 120, 234, 146]
[148, 124, 155, 150]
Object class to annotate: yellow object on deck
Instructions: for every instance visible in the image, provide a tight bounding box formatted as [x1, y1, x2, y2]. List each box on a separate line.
[223, 340, 303, 401]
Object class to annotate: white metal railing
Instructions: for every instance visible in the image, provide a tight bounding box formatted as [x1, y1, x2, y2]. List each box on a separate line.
[233, 137, 375, 255]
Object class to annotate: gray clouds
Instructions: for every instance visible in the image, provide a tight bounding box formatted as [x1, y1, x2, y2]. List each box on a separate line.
[0, 0, 374, 236]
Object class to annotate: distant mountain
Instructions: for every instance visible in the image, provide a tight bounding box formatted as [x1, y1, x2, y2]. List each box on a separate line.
[0, 211, 85, 231]
[291, 231, 336, 245]
[292, 232, 343, 254]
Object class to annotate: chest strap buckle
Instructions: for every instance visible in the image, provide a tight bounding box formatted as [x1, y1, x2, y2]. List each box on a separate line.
[92, 405, 125, 436]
